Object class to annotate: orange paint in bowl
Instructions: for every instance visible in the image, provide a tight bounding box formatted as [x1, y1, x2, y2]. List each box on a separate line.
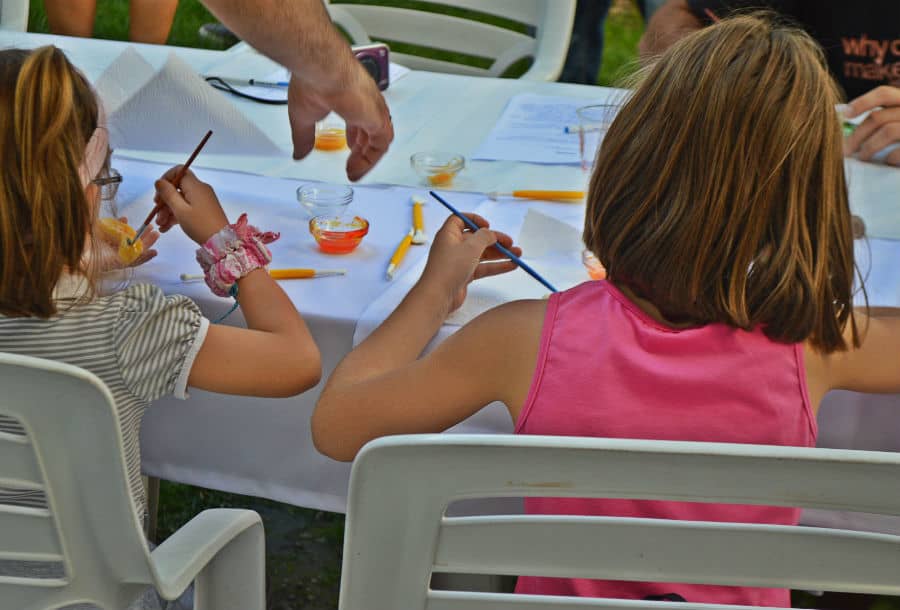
[309, 216, 369, 254]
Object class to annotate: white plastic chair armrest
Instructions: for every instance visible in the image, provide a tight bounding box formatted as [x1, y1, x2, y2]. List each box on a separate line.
[520, 1, 576, 81]
[147, 508, 264, 610]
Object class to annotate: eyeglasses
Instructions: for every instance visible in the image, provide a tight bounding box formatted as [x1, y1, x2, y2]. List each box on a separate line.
[92, 168, 122, 201]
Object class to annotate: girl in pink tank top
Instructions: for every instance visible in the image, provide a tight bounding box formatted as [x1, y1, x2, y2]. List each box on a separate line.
[315, 15, 900, 607]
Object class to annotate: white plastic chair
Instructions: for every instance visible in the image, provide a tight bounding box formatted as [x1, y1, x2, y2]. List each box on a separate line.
[340, 434, 900, 609]
[0, 0, 28, 31]
[0, 352, 265, 610]
[324, 0, 576, 81]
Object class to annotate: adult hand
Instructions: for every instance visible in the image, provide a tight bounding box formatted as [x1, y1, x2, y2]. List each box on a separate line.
[419, 214, 521, 313]
[288, 65, 393, 182]
[843, 85, 900, 166]
[154, 166, 229, 245]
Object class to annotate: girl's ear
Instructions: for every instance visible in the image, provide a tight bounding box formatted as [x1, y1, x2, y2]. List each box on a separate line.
[84, 182, 100, 206]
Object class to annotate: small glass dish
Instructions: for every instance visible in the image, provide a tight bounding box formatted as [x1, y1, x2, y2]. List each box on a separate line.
[315, 114, 347, 151]
[297, 184, 353, 218]
[410, 151, 465, 187]
[582, 249, 606, 280]
[309, 215, 370, 254]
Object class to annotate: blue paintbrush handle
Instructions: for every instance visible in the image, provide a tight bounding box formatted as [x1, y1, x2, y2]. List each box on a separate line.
[428, 191, 558, 293]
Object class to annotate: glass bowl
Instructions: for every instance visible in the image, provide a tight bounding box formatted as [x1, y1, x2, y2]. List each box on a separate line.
[410, 151, 465, 187]
[297, 184, 353, 218]
[309, 215, 370, 254]
[314, 114, 347, 151]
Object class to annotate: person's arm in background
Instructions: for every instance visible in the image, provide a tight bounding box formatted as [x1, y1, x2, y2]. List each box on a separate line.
[638, 0, 703, 58]
[843, 86, 900, 167]
[199, 0, 393, 181]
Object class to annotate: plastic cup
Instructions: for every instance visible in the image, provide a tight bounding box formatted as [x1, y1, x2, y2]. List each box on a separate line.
[576, 104, 618, 171]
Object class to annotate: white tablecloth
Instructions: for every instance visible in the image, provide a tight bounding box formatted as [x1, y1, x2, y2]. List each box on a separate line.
[3, 32, 900, 524]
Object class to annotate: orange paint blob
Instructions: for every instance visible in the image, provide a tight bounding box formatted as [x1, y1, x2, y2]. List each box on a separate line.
[314, 128, 347, 151]
[587, 266, 606, 281]
[427, 172, 454, 186]
[99, 217, 143, 264]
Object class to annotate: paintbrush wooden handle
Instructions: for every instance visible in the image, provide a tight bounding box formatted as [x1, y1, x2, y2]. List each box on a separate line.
[138, 130, 214, 231]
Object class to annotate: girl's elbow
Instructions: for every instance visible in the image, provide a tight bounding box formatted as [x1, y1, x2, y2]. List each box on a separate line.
[282, 344, 322, 396]
[311, 412, 358, 462]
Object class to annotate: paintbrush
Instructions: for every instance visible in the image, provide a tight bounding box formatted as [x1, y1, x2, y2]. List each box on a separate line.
[130, 130, 213, 244]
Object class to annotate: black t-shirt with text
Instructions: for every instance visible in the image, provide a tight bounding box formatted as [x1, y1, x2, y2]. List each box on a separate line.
[687, 0, 900, 99]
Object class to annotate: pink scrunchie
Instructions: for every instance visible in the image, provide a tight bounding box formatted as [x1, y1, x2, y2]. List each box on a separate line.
[196, 214, 280, 297]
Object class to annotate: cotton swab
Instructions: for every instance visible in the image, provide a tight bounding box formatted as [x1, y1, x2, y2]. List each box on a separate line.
[487, 190, 585, 202]
[130, 130, 213, 244]
[429, 190, 558, 293]
[180, 268, 346, 281]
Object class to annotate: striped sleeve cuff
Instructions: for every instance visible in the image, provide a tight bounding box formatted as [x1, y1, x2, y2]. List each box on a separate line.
[173, 316, 210, 400]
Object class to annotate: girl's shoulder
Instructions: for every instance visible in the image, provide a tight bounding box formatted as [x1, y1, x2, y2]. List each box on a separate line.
[104, 282, 196, 314]
[103, 283, 205, 342]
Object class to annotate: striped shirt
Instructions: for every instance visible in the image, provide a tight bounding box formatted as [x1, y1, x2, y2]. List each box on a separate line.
[0, 280, 209, 522]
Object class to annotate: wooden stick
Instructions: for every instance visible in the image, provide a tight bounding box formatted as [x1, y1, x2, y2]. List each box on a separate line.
[130, 130, 213, 243]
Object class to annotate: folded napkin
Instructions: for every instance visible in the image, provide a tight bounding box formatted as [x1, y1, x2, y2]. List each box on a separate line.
[94, 47, 283, 157]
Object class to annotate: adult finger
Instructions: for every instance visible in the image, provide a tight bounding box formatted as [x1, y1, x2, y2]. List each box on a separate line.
[346, 126, 392, 181]
[288, 77, 323, 161]
[858, 124, 900, 161]
[845, 106, 900, 155]
[346, 108, 393, 181]
[887, 146, 900, 167]
[844, 85, 900, 118]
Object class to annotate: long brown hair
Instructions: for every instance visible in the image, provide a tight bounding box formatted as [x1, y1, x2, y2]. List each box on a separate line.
[584, 14, 859, 353]
[0, 46, 99, 317]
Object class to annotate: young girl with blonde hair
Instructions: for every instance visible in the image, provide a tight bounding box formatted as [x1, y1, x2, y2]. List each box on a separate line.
[314, 15, 900, 605]
[0, 45, 321, 531]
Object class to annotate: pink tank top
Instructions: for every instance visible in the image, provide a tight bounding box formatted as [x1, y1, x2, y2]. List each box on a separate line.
[515, 280, 816, 606]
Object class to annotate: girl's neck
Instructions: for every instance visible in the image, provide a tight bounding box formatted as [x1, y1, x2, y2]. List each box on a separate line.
[612, 281, 699, 330]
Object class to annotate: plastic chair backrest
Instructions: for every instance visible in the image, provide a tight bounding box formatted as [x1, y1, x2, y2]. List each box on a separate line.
[325, 0, 576, 81]
[340, 434, 900, 610]
[0, 352, 155, 610]
[0, 0, 28, 31]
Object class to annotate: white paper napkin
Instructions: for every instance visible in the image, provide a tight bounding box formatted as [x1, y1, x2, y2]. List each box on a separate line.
[94, 48, 284, 157]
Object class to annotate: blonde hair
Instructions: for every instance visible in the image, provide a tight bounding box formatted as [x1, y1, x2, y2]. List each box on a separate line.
[584, 14, 859, 353]
[0, 46, 100, 317]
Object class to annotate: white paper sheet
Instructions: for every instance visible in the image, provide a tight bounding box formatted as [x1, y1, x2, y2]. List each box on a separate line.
[846, 158, 900, 240]
[94, 48, 284, 156]
[472, 93, 624, 165]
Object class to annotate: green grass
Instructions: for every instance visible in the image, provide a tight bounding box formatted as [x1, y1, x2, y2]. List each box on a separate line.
[26, 0, 645, 82]
[27, 0, 227, 49]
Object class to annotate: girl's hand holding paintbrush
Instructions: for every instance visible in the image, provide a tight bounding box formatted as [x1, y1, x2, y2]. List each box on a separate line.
[154, 167, 230, 244]
[417, 214, 521, 314]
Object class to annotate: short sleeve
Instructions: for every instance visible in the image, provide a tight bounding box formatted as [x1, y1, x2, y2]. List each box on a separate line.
[113, 284, 209, 401]
[686, 0, 797, 22]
